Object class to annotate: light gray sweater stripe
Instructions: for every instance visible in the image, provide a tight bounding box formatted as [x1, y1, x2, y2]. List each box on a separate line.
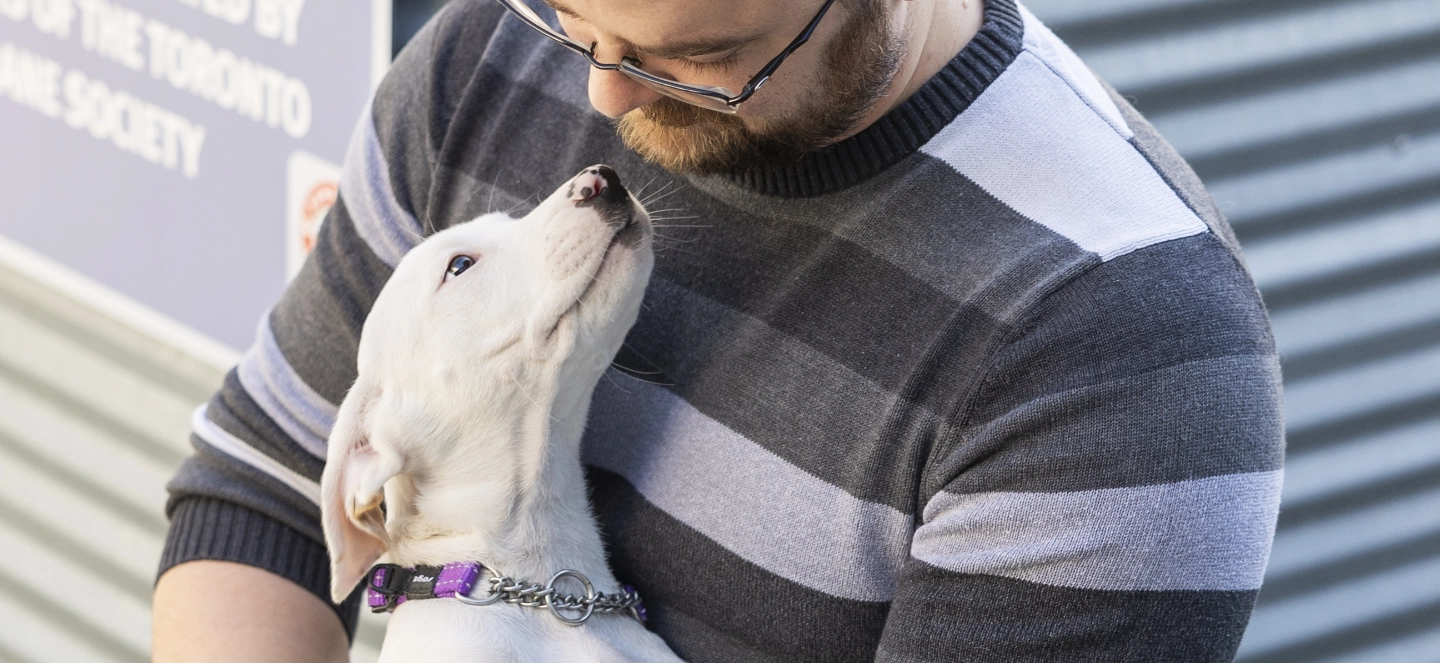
[339, 104, 423, 268]
[234, 315, 338, 460]
[190, 405, 322, 504]
[1016, 3, 1133, 139]
[583, 378, 913, 603]
[921, 52, 1208, 261]
[914, 469, 1283, 591]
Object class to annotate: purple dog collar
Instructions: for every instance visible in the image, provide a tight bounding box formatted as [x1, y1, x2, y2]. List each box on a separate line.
[364, 562, 649, 624]
[366, 562, 483, 613]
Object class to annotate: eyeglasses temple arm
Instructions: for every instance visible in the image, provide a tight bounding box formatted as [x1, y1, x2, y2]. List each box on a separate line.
[731, 0, 838, 105]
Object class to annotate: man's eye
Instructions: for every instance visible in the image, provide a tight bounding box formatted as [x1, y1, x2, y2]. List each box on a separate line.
[681, 51, 742, 72]
[446, 255, 476, 279]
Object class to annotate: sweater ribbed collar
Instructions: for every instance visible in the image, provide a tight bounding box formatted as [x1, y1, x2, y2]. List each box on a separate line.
[723, 0, 1023, 197]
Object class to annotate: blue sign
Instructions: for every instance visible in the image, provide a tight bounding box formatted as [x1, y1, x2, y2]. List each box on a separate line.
[0, 0, 390, 348]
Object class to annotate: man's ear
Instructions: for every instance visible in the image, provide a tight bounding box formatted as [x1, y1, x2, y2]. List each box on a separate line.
[321, 386, 402, 603]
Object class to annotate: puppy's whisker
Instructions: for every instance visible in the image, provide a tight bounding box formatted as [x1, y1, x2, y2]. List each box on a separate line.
[396, 221, 426, 244]
[652, 234, 700, 244]
[639, 181, 672, 202]
[613, 369, 674, 387]
[503, 199, 529, 217]
[650, 231, 703, 241]
[632, 173, 661, 202]
[619, 341, 667, 376]
[486, 171, 500, 214]
[506, 371, 559, 425]
[611, 362, 663, 375]
[640, 183, 680, 207]
[652, 244, 706, 257]
[602, 369, 634, 395]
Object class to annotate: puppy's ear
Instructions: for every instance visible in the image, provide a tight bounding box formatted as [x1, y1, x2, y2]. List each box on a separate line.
[321, 387, 402, 603]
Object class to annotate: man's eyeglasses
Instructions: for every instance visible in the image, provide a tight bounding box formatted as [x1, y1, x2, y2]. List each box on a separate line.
[494, 0, 837, 114]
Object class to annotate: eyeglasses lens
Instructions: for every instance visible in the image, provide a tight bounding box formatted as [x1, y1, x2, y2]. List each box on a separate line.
[619, 66, 739, 114]
[499, 0, 739, 113]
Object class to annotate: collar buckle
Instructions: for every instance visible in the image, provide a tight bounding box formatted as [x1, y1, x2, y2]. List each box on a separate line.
[366, 563, 411, 613]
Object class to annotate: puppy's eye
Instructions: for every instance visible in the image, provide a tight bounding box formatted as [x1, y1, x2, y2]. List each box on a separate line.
[446, 255, 476, 279]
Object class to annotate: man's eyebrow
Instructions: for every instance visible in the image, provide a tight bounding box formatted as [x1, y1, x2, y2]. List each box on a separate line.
[540, 0, 761, 59]
[639, 34, 761, 59]
[542, 0, 580, 18]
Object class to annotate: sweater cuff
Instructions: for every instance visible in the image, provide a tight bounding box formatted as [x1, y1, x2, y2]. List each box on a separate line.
[158, 497, 363, 640]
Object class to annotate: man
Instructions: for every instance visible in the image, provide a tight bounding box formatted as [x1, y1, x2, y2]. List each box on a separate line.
[153, 0, 1284, 660]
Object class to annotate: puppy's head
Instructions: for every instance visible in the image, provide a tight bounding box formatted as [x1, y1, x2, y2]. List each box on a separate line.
[321, 165, 653, 602]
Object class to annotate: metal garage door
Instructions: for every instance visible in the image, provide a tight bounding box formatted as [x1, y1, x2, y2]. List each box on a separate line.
[0, 238, 389, 662]
[1023, 1, 1440, 661]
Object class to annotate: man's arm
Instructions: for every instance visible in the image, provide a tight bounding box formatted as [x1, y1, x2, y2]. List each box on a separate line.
[876, 233, 1285, 661]
[152, 561, 348, 663]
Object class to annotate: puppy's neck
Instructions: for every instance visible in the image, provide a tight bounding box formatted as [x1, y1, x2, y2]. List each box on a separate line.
[385, 366, 618, 590]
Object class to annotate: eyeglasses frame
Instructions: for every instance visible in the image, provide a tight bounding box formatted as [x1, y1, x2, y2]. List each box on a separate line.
[494, 0, 838, 114]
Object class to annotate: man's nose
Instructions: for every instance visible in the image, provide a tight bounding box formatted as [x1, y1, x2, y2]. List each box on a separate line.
[587, 67, 663, 119]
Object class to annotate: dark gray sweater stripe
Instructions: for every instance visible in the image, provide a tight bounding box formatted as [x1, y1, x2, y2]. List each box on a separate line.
[586, 467, 893, 663]
[270, 198, 388, 404]
[967, 235, 1276, 419]
[880, 562, 1255, 663]
[211, 371, 324, 481]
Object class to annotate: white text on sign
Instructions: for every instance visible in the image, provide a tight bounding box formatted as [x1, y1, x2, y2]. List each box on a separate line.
[0, 41, 207, 178]
[176, 0, 307, 46]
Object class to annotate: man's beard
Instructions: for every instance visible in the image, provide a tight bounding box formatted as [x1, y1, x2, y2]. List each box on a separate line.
[615, 1, 902, 175]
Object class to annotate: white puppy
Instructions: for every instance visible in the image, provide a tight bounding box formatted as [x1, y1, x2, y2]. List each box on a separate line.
[321, 165, 683, 663]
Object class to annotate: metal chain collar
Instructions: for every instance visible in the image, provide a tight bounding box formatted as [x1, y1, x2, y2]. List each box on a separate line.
[454, 567, 646, 626]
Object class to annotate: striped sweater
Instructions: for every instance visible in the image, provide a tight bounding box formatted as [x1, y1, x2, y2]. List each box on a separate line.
[159, 0, 1285, 660]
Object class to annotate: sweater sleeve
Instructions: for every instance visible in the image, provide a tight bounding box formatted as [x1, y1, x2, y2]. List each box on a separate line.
[156, 0, 506, 637]
[875, 232, 1285, 662]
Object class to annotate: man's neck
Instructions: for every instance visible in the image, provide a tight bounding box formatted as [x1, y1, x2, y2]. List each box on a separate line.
[843, 0, 986, 140]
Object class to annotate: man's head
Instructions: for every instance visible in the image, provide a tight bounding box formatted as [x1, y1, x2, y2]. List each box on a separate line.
[542, 0, 906, 174]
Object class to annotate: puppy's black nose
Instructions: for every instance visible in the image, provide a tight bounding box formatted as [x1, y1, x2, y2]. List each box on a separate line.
[570, 165, 628, 205]
[596, 166, 626, 202]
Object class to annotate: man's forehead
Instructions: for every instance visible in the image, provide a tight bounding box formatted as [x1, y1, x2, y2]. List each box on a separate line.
[541, 0, 778, 57]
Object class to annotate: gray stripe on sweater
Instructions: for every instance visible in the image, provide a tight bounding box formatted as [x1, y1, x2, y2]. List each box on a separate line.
[235, 315, 338, 459]
[942, 353, 1285, 495]
[583, 379, 913, 602]
[269, 200, 381, 405]
[340, 104, 423, 267]
[913, 470, 1283, 591]
[612, 276, 940, 509]
[921, 52, 1207, 261]
[678, 158, 1094, 321]
[191, 404, 322, 505]
[1017, 3, 1133, 139]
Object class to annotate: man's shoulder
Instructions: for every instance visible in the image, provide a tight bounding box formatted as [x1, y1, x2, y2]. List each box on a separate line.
[383, 0, 573, 108]
[415, 0, 510, 55]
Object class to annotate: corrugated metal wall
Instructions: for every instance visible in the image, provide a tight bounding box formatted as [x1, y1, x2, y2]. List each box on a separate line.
[0, 242, 206, 662]
[0, 239, 389, 662]
[1023, 0, 1440, 661]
